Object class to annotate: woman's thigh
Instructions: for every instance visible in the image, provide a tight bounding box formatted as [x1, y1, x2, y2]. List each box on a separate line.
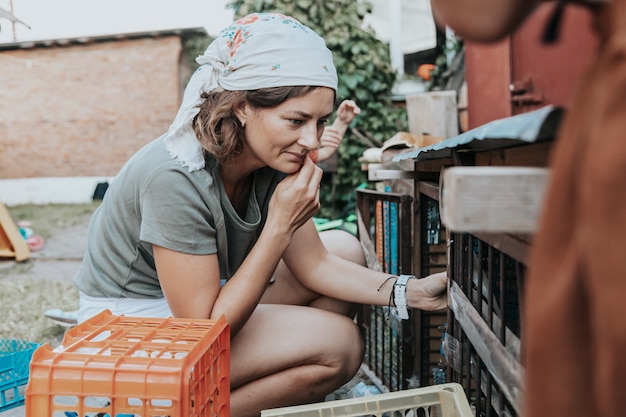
[229, 304, 364, 389]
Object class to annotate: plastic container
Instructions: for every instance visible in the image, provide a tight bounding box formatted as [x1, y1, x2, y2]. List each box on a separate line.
[0, 338, 41, 412]
[25, 309, 230, 416]
[261, 383, 472, 417]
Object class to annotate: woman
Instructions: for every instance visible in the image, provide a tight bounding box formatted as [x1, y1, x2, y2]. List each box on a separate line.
[73, 13, 448, 416]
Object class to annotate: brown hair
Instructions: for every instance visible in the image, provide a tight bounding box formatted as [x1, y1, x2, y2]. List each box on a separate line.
[193, 86, 334, 164]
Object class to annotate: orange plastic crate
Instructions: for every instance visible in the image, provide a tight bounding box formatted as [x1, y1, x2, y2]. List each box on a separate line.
[25, 309, 230, 416]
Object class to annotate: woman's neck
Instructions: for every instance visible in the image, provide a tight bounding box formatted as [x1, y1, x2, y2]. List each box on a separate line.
[220, 156, 259, 217]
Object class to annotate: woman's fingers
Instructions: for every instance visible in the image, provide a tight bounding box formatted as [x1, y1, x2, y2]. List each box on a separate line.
[407, 272, 449, 311]
[268, 158, 322, 232]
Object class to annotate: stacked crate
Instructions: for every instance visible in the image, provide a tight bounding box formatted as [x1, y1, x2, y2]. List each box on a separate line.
[0, 339, 40, 412]
[26, 309, 230, 417]
[262, 383, 472, 417]
[356, 188, 413, 391]
[445, 232, 526, 417]
[355, 188, 446, 390]
[416, 194, 449, 387]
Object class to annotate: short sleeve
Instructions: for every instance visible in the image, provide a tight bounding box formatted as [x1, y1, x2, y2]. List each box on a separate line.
[139, 168, 219, 255]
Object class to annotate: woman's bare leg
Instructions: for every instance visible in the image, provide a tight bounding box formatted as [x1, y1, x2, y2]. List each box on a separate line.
[309, 230, 366, 314]
[229, 304, 364, 417]
[317, 229, 366, 266]
[262, 230, 366, 315]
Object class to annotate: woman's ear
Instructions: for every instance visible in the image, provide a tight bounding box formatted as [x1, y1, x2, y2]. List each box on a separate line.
[233, 100, 249, 128]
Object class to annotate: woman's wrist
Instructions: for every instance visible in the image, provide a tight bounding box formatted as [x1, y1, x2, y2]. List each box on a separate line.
[393, 275, 415, 319]
[377, 274, 416, 320]
[405, 276, 430, 310]
[259, 219, 293, 252]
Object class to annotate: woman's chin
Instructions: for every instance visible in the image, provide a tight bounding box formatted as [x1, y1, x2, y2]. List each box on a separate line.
[272, 160, 303, 174]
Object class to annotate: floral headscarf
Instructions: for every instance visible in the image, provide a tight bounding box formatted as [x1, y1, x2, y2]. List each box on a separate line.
[164, 13, 338, 171]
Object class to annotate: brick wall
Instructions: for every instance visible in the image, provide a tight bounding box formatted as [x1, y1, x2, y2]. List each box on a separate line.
[0, 36, 183, 178]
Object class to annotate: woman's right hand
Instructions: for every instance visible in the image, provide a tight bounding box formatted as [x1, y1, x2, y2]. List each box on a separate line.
[267, 156, 323, 236]
[406, 271, 449, 312]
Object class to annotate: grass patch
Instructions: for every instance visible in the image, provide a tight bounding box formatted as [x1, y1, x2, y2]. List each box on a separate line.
[0, 277, 78, 347]
[1, 203, 98, 347]
[6, 201, 101, 239]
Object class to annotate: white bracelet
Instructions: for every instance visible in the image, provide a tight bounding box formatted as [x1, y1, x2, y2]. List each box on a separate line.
[393, 274, 415, 320]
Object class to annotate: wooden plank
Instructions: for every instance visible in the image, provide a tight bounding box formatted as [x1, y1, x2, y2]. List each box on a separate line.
[414, 157, 453, 173]
[449, 281, 524, 414]
[0, 248, 16, 257]
[417, 181, 440, 202]
[473, 141, 553, 167]
[368, 167, 415, 181]
[440, 166, 549, 233]
[0, 202, 30, 261]
[406, 91, 459, 139]
[472, 232, 532, 264]
[398, 195, 413, 275]
[356, 206, 383, 272]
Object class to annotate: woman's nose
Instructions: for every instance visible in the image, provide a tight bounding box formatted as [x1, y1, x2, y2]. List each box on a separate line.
[299, 123, 320, 149]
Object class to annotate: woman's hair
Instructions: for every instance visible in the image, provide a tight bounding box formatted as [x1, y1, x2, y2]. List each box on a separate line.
[193, 85, 334, 164]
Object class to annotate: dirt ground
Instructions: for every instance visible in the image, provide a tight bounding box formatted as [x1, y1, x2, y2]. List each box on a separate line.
[0, 203, 375, 416]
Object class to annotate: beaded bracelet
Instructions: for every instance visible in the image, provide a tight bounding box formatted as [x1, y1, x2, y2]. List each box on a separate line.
[377, 275, 397, 320]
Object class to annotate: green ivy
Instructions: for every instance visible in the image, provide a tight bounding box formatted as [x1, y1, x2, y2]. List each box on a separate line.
[180, 31, 214, 91]
[228, 0, 407, 219]
[181, 32, 213, 70]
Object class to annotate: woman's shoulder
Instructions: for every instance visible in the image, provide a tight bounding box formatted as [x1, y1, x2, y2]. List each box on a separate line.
[122, 136, 215, 185]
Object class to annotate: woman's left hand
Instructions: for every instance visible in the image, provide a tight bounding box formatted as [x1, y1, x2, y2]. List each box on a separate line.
[406, 271, 449, 311]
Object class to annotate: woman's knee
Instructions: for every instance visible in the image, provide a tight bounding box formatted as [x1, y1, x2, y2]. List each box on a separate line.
[320, 230, 366, 266]
[229, 307, 363, 393]
[327, 316, 365, 381]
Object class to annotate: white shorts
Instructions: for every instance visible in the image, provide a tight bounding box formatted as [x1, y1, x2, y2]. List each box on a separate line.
[78, 291, 173, 324]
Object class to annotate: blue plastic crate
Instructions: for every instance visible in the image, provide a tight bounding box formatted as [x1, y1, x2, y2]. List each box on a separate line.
[0, 338, 40, 412]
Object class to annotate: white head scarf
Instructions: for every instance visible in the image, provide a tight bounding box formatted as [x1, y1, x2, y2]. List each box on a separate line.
[164, 13, 339, 171]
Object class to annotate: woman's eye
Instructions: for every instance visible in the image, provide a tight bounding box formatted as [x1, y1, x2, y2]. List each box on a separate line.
[318, 119, 329, 126]
[290, 119, 304, 125]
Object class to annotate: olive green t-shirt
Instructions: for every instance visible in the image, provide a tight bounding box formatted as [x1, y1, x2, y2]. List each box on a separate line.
[73, 135, 285, 298]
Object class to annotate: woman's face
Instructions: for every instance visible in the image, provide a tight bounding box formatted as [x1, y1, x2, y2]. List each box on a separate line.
[239, 87, 335, 174]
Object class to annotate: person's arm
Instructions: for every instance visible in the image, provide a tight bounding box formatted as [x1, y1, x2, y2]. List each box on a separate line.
[156, 156, 324, 335]
[316, 100, 361, 162]
[282, 220, 448, 311]
[154, 224, 288, 331]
